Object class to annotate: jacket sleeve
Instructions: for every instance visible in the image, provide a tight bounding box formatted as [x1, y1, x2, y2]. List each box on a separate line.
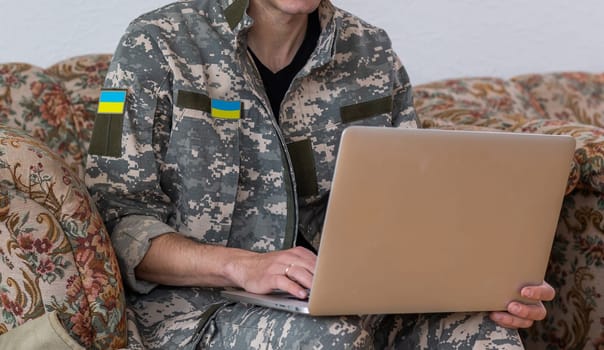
[85, 21, 175, 294]
[390, 50, 420, 129]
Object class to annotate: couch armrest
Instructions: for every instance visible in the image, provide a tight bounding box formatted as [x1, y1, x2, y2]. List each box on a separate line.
[0, 126, 126, 349]
[518, 118, 604, 194]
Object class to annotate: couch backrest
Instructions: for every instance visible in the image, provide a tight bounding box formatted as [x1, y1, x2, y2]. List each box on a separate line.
[413, 72, 604, 195]
[0, 55, 111, 178]
[413, 72, 604, 130]
[412, 77, 547, 130]
[2, 54, 603, 192]
[512, 72, 604, 127]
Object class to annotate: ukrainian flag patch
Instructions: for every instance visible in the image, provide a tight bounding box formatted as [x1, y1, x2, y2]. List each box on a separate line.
[97, 89, 127, 115]
[211, 99, 241, 120]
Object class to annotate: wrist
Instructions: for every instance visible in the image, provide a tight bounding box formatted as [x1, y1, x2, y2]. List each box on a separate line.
[222, 247, 256, 288]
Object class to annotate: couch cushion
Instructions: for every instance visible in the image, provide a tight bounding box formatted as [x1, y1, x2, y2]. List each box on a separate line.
[414, 77, 547, 130]
[512, 72, 604, 126]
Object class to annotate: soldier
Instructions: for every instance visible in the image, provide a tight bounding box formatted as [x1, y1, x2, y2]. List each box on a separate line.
[86, 0, 555, 348]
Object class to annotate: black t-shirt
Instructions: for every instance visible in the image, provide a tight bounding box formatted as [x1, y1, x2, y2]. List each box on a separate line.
[248, 10, 321, 251]
[248, 9, 321, 122]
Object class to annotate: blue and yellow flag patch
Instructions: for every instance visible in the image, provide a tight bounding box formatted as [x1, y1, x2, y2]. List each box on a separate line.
[97, 89, 127, 115]
[211, 99, 241, 120]
[89, 89, 127, 158]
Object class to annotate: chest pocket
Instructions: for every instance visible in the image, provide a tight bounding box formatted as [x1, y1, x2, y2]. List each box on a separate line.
[292, 95, 394, 199]
[164, 89, 241, 244]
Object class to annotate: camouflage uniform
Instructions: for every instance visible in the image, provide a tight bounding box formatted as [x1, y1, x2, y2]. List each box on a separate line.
[85, 0, 525, 348]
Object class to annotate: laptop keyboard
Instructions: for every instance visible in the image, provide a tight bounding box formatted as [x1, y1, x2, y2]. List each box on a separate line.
[271, 289, 310, 301]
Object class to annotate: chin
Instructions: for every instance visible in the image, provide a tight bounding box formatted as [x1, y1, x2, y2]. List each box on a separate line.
[277, 0, 321, 15]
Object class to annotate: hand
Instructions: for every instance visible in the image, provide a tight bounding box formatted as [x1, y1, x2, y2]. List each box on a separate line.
[226, 246, 316, 299]
[489, 281, 556, 329]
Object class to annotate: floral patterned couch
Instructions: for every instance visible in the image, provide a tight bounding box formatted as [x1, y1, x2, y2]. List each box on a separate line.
[0, 54, 602, 349]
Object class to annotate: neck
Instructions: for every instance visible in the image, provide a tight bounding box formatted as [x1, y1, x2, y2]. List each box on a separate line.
[247, 4, 309, 73]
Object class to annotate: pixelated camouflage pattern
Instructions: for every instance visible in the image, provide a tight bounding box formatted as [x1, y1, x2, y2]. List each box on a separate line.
[86, 0, 523, 348]
[121, 288, 522, 349]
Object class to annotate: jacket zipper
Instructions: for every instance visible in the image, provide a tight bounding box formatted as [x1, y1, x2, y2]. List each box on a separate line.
[244, 49, 299, 250]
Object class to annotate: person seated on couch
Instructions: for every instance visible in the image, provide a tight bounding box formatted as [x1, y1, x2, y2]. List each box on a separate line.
[86, 0, 555, 348]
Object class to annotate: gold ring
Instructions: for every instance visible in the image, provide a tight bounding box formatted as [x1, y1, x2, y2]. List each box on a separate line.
[284, 263, 294, 277]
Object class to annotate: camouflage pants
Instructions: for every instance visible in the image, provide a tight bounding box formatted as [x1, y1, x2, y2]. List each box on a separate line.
[125, 287, 524, 350]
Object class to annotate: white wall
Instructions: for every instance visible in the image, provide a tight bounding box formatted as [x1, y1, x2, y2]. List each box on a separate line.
[1, 0, 602, 84]
[341, 0, 604, 84]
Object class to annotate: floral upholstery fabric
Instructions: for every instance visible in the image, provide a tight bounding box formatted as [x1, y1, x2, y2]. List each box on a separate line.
[513, 72, 604, 126]
[415, 72, 604, 350]
[0, 55, 110, 178]
[0, 54, 125, 349]
[522, 190, 604, 350]
[413, 77, 547, 130]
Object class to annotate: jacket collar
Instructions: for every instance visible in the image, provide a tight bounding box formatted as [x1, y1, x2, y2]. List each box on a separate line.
[218, 0, 339, 71]
[220, 0, 250, 31]
[305, 0, 338, 73]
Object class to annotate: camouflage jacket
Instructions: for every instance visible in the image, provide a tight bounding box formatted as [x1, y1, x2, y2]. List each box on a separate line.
[86, 0, 418, 295]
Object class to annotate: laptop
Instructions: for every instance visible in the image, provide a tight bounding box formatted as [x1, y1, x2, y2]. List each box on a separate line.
[221, 126, 575, 316]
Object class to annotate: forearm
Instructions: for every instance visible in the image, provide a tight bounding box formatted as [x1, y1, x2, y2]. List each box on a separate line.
[134, 233, 256, 288]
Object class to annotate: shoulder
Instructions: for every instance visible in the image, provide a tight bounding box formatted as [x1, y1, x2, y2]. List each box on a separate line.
[129, 1, 190, 26]
[331, 4, 393, 51]
[125, 0, 216, 35]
